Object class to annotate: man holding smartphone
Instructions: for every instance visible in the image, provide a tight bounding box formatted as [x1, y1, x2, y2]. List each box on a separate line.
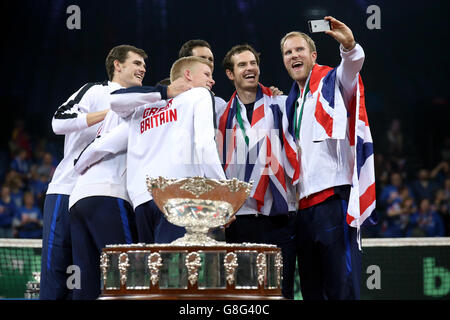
[218, 44, 297, 299]
[280, 16, 376, 300]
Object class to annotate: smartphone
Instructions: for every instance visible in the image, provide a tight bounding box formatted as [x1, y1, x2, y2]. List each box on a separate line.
[308, 19, 331, 33]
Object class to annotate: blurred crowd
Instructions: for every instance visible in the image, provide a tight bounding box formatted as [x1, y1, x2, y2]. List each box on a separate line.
[0, 119, 60, 239]
[0, 117, 449, 239]
[365, 119, 450, 238]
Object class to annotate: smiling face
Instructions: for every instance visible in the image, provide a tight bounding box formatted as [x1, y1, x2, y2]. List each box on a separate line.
[113, 51, 146, 88]
[189, 61, 215, 90]
[282, 35, 317, 88]
[226, 50, 260, 91]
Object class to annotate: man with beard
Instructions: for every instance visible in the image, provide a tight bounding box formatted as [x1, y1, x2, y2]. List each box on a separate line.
[218, 44, 297, 299]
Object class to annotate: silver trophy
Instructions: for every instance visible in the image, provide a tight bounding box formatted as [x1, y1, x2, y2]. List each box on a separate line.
[99, 177, 284, 299]
[146, 176, 252, 245]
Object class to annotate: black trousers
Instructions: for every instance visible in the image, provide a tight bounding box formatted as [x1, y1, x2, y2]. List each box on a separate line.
[294, 195, 361, 300]
[70, 196, 137, 300]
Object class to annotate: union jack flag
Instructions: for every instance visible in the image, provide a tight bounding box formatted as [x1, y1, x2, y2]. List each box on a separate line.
[217, 84, 296, 215]
[347, 76, 377, 229]
[284, 64, 377, 229]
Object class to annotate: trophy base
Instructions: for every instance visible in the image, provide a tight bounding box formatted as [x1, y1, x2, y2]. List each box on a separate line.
[98, 293, 285, 300]
[99, 243, 283, 300]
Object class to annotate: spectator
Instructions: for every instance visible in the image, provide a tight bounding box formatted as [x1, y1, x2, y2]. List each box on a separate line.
[9, 118, 32, 158]
[374, 153, 391, 195]
[430, 160, 449, 187]
[13, 191, 43, 239]
[10, 148, 30, 178]
[28, 165, 48, 209]
[36, 152, 55, 182]
[407, 198, 445, 237]
[0, 185, 16, 238]
[433, 182, 450, 236]
[410, 169, 440, 202]
[381, 194, 415, 238]
[379, 172, 413, 209]
[31, 138, 48, 163]
[4, 170, 25, 208]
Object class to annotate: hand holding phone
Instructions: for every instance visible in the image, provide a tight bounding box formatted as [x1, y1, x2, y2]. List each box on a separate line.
[308, 19, 331, 33]
[316, 16, 356, 51]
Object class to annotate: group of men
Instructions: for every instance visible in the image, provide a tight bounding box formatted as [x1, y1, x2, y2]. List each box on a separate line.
[39, 16, 376, 300]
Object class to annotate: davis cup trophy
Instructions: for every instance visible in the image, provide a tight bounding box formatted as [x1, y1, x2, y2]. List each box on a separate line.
[99, 177, 284, 300]
[149, 176, 250, 246]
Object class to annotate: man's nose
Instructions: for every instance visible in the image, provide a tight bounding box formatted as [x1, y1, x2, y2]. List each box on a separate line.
[291, 51, 301, 60]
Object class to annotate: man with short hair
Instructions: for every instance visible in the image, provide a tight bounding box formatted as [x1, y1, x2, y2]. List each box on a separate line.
[40, 44, 147, 300]
[178, 39, 214, 64]
[76, 56, 225, 244]
[67, 44, 155, 299]
[176, 39, 227, 121]
[174, 39, 228, 241]
[177, 39, 282, 119]
[280, 16, 376, 300]
[155, 40, 215, 90]
[218, 44, 297, 299]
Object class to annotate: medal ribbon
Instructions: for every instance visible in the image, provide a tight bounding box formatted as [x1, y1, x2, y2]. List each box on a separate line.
[235, 99, 250, 146]
[294, 79, 310, 140]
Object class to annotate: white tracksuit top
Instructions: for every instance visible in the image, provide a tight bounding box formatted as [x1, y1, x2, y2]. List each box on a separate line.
[110, 87, 226, 209]
[295, 44, 365, 200]
[47, 81, 122, 195]
[69, 109, 131, 209]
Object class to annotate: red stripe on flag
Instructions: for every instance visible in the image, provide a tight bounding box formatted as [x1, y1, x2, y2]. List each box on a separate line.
[266, 137, 287, 191]
[254, 134, 271, 206]
[357, 77, 369, 126]
[360, 182, 376, 214]
[260, 84, 273, 97]
[218, 92, 236, 134]
[223, 125, 237, 171]
[251, 104, 265, 127]
[282, 132, 299, 181]
[348, 92, 356, 146]
[253, 167, 269, 210]
[309, 64, 333, 93]
[314, 94, 333, 137]
[346, 214, 355, 225]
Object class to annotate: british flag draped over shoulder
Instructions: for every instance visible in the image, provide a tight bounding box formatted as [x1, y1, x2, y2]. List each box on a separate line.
[217, 84, 296, 215]
[283, 64, 377, 231]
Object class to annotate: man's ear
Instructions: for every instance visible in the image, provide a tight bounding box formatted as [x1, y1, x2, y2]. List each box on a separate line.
[113, 59, 121, 73]
[225, 69, 235, 81]
[184, 68, 192, 81]
[311, 51, 317, 65]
